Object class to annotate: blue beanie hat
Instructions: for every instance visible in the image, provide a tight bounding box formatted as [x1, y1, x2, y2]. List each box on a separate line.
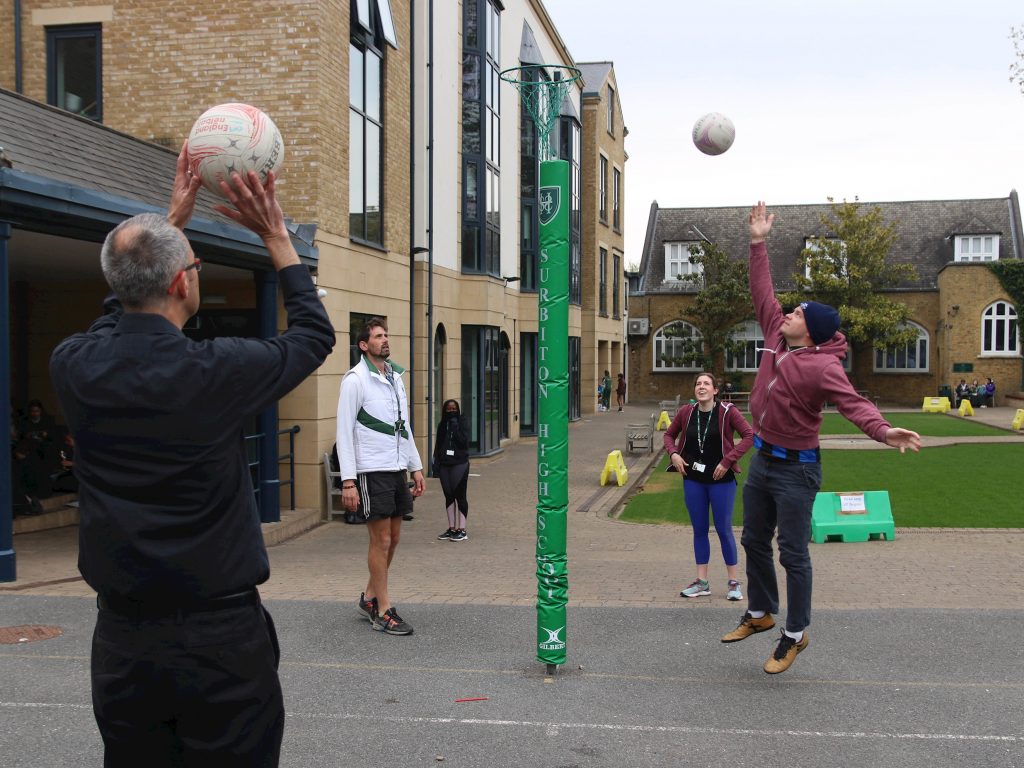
[800, 301, 840, 345]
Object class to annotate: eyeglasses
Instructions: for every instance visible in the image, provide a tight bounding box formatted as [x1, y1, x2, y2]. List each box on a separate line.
[168, 259, 202, 294]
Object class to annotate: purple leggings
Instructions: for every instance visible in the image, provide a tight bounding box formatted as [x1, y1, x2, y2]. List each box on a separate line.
[682, 478, 738, 566]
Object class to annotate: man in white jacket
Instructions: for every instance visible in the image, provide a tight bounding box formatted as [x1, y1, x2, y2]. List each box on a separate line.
[337, 318, 425, 635]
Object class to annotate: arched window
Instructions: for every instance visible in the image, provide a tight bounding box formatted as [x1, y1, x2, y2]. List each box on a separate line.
[874, 321, 929, 372]
[982, 301, 1019, 356]
[653, 321, 702, 371]
[726, 321, 764, 371]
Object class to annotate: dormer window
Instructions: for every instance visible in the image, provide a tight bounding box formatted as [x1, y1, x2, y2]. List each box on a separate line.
[803, 237, 846, 280]
[954, 234, 998, 262]
[663, 242, 703, 283]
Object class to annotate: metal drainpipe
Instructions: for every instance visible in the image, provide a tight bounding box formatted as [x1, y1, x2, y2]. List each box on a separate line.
[419, 0, 436, 471]
[409, 0, 417, 449]
[14, 0, 23, 93]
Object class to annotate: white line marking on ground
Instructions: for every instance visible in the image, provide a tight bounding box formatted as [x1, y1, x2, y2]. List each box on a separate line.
[287, 712, 1022, 743]
[3, 702, 1019, 743]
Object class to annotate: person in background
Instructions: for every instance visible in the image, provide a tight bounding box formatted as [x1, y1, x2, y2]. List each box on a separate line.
[337, 318, 424, 636]
[954, 379, 970, 408]
[433, 399, 471, 542]
[984, 377, 995, 408]
[665, 372, 754, 602]
[616, 373, 627, 411]
[601, 370, 612, 412]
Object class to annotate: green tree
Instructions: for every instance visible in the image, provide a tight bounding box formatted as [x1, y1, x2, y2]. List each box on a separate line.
[673, 240, 754, 374]
[779, 199, 918, 366]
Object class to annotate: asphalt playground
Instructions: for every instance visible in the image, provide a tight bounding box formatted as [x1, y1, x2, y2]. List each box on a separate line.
[2, 403, 1023, 767]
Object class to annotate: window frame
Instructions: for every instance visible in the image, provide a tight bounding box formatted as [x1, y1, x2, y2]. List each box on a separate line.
[653, 320, 703, 372]
[954, 234, 999, 263]
[873, 321, 930, 373]
[598, 155, 608, 223]
[981, 301, 1020, 356]
[598, 247, 608, 317]
[612, 166, 621, 230]
[663, 242, 703, 283]
[349, 25, 385, 246]
[46, 23, 102, 121]
[725, 320, 764, 372]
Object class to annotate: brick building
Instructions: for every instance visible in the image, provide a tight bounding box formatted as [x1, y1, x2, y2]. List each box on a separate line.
[628, 196, 1024, 406]
[0, 0, 629, 540]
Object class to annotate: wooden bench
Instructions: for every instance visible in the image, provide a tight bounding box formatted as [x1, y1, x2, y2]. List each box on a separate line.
[721, 391, 750, 409]
[626, 413, 656, 454]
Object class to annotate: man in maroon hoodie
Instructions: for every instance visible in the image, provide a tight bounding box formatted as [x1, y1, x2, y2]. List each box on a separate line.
[721, 201, 921, 674]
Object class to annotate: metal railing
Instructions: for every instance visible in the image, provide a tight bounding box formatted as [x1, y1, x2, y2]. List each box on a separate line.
[245, 424, 301, 513]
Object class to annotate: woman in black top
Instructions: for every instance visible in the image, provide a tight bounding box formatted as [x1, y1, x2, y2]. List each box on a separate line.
[433, 399, 471, 541]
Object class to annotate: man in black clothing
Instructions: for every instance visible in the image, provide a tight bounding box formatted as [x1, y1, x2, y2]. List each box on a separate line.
[50, 145, 334, 767]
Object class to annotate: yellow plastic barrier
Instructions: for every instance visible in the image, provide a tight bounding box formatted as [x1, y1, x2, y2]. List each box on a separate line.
[921, 396, 950, 413]
[656, 410, 672, 430]
[958, 399, 974, 417]
[1013, 409, 1024, 431]
[600, 449, 628, 487]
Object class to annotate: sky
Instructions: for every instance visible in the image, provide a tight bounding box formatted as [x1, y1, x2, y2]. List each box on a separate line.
[544, 0, 1024, 266]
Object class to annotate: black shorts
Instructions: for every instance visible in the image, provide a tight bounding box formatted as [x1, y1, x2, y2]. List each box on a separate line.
[356, 470, 413, 521]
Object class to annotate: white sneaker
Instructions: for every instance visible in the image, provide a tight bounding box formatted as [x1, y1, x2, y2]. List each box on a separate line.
[726, 580, 743, 601]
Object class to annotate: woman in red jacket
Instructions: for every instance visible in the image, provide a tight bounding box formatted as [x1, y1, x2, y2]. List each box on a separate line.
[664, 372, 754, 601]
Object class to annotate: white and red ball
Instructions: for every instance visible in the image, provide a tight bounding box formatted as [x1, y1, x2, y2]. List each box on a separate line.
[187, 103, 284, 198]
[692, 112, 735, 156]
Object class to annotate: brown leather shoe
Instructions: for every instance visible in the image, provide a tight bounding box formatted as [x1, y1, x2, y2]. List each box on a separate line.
[720, 611, 775, 643]
[763, 631, 809, 674]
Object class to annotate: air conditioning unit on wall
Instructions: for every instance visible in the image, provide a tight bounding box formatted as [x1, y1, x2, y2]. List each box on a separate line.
[627, 318, 649, 335]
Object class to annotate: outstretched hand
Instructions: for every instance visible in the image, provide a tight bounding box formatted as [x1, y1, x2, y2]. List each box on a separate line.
[167, 141, 202, 230]
[749, 201, 775, 243]
[212, 170, 288, 242]
[213, 171, 299, 270]
[885, 427, 922, 454]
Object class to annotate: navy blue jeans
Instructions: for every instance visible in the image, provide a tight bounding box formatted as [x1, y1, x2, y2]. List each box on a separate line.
[741, 452, 822, 633]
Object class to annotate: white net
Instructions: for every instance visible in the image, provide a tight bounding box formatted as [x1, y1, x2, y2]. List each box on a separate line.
[500, 66, 581, 161]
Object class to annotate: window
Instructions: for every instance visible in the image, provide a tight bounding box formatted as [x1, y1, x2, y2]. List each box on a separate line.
[612, 252, 621, 319]
[982, 301, 1019, 355]
[46, 25, 102, 121]
[606, 85, 615, 134]
[954, 235, 999, 262]
[599, 248, 608, 316]
[462, 325, 502, 454]
[559, 115, 582, 305]
[520, 332, 538, 435]
[349, 20, 384, 245]
[612, 168, 621, 230]
[352, 0, 399, 48]
[461, 0, 501, 275]
[653, 321, 703, 371]
[519, 69, 540, 291]
[803, 237, 846, 280]
[569, 336, 581, 420]
[874, 321, 929, 372]
[663, 243, 702, 282]
[598, 155, 608, 222]
[726, 321, 764, 371]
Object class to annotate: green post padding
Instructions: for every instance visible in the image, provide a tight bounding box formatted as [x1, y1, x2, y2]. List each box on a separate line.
[811, 491, 896, 543]
[535, 159, 569, 667]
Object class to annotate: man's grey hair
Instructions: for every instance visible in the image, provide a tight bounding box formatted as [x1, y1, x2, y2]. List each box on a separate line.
[100, 213, 191, 308]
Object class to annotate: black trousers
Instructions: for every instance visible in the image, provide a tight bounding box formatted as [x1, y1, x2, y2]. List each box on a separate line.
[438, 462, 470, 517]
[91, 598, 284, 767]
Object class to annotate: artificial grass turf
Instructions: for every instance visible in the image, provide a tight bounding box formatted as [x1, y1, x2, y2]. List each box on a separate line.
[619, 442, 1024, 529]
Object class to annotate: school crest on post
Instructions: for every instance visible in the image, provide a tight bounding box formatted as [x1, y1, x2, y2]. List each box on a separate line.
[539, 186, 560, 226]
